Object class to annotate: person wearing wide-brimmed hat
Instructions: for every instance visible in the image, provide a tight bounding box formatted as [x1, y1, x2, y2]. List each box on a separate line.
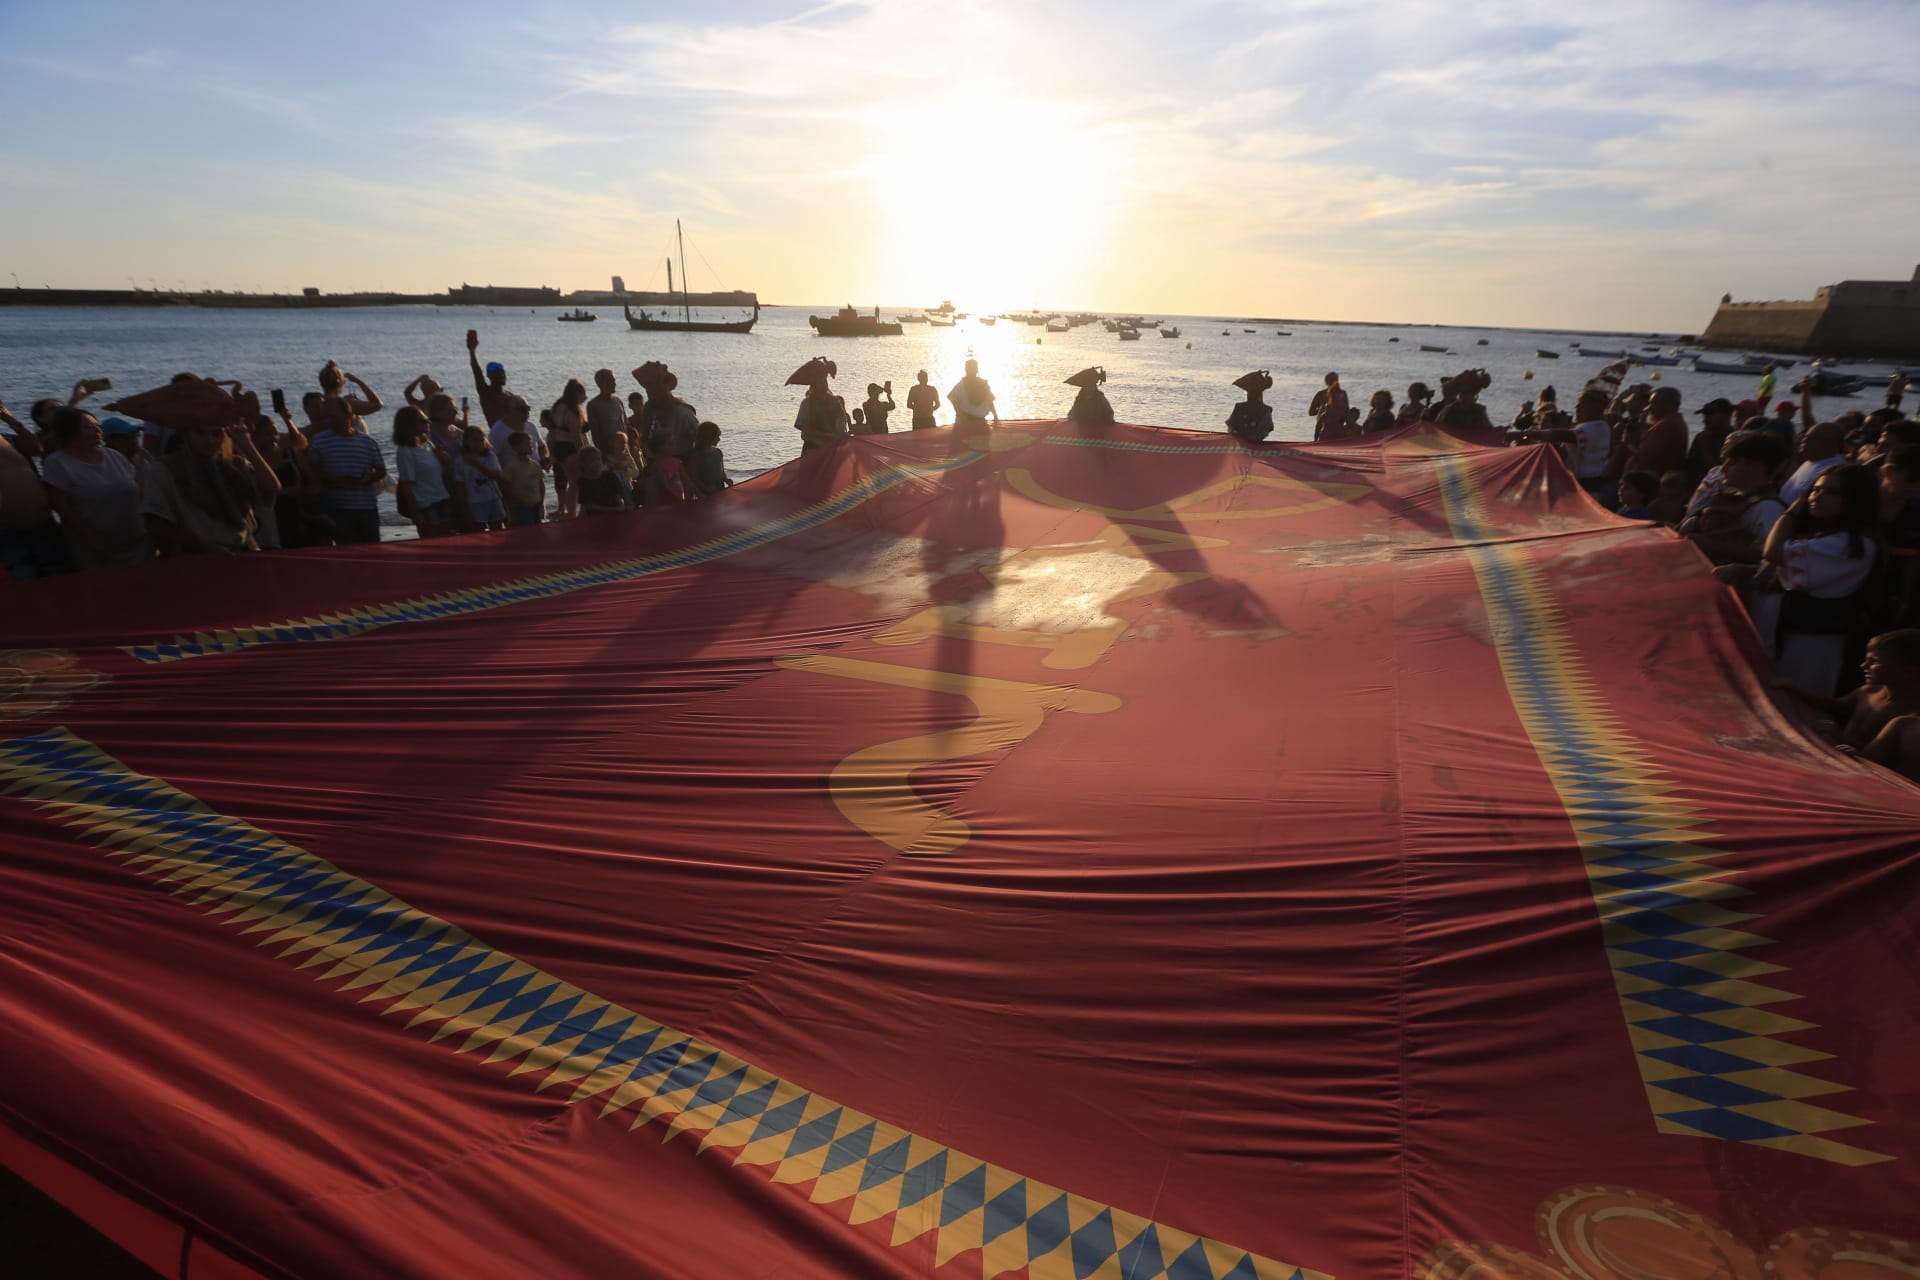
[1064, 367, 1113, 424]
[1227, 371, 1274, 443]
[789, 358, 849, 452]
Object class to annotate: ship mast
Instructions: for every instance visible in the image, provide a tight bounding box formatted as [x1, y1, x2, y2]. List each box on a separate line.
[677, 218, 690, 324]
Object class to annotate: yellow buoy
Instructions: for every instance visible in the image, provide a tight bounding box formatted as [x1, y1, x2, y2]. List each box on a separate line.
[1185, 342, 1192, 349]
[1524, 370, 1534, 380]
[1650, 372, 1661, 381]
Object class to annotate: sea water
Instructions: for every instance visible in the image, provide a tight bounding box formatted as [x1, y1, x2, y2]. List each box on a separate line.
[0, 304, 1813, 529]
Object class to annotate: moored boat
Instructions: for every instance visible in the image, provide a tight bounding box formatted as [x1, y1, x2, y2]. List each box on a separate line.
[1160, 326, 1181, 338]
[1420, 343, 1449, 353]
[1045, 317, 1069, 333]
[1629, 353, 1680, 367]
[927, 314, 957, 328]
[624, 220, 759, 333]
[557, 308, 597, 322]
[1534, 349, 1560, 359]
[1579, 348, 1627, 359]
[896, 313, 929, 324]
[810, 306, 904, 337]
[1119, 327, 1141, 341]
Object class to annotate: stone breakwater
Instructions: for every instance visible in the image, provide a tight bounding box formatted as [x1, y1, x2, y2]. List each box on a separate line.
[1701, 266, 1920, 359]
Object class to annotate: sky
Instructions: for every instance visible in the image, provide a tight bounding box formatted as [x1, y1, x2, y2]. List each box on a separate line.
[2, 0, 1916, 331]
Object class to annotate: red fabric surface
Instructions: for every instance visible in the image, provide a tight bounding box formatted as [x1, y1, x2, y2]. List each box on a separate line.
[2, 420, 1916, 1280]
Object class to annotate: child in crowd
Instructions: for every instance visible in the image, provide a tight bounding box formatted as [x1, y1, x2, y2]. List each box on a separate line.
[1362, 390, 1395, 434]
[455, 426, 507, 531]
[1649, 471, 1692, 525]
[1616, 471, 1658, 520]
[501, 430, 547, 527]
[574, 447, 626, 515]
[691, 422, 731, 498]
[644, 444, 686, 506]
[1781, 630, 1920, 782]
[393, 406, 453, 538]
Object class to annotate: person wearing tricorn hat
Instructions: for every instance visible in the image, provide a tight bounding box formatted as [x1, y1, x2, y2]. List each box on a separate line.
[634, 361, 699, 465]
[1064, 367, 1114, 424]
[1227, 371, 1274, 443]
[789, 358, 850, 452]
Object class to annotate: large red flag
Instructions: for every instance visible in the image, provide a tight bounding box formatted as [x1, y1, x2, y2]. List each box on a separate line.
[2, 420, 1915, 1279]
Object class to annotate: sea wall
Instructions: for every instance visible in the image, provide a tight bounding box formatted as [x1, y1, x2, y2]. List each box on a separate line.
[0, 288, 759, 310]
[1699, 301, 1827, 355]
[1702, 268, 1920, 359]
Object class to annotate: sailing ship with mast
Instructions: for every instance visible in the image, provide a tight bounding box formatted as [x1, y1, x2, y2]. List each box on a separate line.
[624, 220, 759, 333]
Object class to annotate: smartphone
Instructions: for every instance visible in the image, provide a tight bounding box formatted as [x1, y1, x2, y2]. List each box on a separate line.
[466, 329, 478, 347]
[271, 388, 288, 416]
[83, 376, 112, 394]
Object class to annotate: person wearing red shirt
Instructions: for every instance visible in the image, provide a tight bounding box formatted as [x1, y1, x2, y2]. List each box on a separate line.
[1627, 386, 1688, 477]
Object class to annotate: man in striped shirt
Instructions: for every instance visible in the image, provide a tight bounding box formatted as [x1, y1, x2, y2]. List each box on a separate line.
[305, 402, 386, 545]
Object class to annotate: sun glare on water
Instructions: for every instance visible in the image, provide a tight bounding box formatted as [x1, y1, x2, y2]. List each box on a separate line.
[870, 95, 1115, 313]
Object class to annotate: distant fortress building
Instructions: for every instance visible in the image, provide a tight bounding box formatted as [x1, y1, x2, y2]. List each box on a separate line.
[1701, 266, 1920, 359]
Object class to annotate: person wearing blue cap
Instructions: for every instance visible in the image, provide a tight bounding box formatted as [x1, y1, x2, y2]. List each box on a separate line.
[100, 417, 153, 484]
[467, 329, 511, 428]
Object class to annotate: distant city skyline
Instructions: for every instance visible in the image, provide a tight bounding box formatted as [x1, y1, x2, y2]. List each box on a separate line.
[2, 0, 1914, 332]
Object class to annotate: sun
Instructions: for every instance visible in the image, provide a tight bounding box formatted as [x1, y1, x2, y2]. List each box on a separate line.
[869, 94, 1116, 313]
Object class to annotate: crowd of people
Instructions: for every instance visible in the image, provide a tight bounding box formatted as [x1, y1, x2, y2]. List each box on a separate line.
[4, 340, 1916, 775]
[1211, 359, 1917, 776]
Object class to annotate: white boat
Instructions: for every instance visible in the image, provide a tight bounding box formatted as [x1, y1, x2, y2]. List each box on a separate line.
[927, 314, 957, 328]
[1045, 317, 1069, 333]
[895, 313, 928, 324]
[979, 316, 996, 326]
[1690, 357, 1760, 375]
[1631, 354, 1680, 367]
[1160, 326, 1181, 339]
[1118, 327, 1141, 341]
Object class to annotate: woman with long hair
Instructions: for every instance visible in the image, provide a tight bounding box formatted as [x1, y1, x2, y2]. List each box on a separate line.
[549, 378, 589, 517]
[1758, 463, 1880, 696]
[40, 408, 151, 568]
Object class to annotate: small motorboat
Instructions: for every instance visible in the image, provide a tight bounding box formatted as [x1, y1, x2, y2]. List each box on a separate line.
[895, 313, 928, 324]
[1045, 317, 1069, 332]
[1690, 357, 1762, 375]
[927, 315, 956, 328]
[1580, 348, 1628, 359]
[1630, 354, 1680, 367]
[1119, 327, 1141, 341]
[1388, 337, 1400, 343]
[1160, 326, 1181, 338]
[979, 316, 996, 326]
[1243, 328, 1256, 333]
[556, 308, 597, 322]
[1476, 338, 1490, 346]
[1809, 364, 1890, 386]
[1274, 330, 1291, 336]
[1534, 349, 1560, 359]
[1221, 330, 1231, 336]
[1420, 343, 1449, 353]
[809, 305, 904, 337]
